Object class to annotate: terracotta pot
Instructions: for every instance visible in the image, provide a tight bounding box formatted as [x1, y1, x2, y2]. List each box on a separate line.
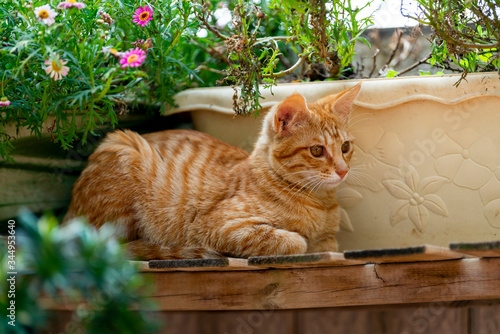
[169, 73, 500, 250]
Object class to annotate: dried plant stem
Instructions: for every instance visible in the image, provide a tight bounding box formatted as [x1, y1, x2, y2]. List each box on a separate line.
[197, 14, 228, 41]
[191, 39, 231, 65]
[196, 65, 226, 75]
[368, 48, 380, 78]
[378, 29, 403, 77]
[396, 52, 432, 77]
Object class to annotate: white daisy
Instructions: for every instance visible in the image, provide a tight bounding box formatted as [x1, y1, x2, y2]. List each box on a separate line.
[34, 5, 58, 26]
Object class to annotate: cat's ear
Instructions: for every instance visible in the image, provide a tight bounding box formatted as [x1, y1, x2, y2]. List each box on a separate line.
[273, 93, 310, 137]
[332, 82, 362, 124]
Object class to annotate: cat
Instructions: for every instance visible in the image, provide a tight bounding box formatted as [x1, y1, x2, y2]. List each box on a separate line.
[64, 83, 361, 260]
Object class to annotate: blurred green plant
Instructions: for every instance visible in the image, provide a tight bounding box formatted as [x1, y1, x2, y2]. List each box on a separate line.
[404, 0, 500, 81]
[0, 211, 157, 333]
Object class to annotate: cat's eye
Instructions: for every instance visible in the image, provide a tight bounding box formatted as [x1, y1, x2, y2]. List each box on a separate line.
[341, 141, 351, 154]
[310, 145, 324, 157]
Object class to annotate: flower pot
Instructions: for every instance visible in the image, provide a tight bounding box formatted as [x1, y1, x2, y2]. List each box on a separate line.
[169, 73, 500, 251]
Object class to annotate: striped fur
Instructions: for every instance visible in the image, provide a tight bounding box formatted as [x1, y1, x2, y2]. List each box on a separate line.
[64, 83, 362, 259]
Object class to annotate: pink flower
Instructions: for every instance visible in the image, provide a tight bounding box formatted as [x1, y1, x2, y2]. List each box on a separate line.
[57, 0, 86, 9]
[44, 54, 70, 81]
[132, 5, 153, 27]
[119, 48, 147, 68]
[0, 97, 11, 107]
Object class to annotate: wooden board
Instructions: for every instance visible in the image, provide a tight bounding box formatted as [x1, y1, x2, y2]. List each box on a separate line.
[149, 258, 230, 269]
[344, 245, 465, 263]
[138, 253, 365, 272]
[248, 252, 365, 269]
[0, 168, 78, 221]
[41, 257, 500, 311]
[137, 258, 260, 272]
[449, 240, 500, 257]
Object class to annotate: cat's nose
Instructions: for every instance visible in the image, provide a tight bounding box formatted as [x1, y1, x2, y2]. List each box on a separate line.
[337, 169, 349, 179]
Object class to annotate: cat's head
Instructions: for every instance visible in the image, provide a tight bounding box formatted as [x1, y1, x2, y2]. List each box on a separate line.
[260, 83, 361, 190]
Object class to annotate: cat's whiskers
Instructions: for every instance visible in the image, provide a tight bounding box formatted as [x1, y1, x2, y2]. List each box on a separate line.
[348, 113, 373, 130]
[306, 178, 324, 199]
[349, 167, 378, 186]
[280, 175, 317, 200]
[274, 161, 292, 175]
[343, 170, 376, 209]
[279, 176, 319, 210]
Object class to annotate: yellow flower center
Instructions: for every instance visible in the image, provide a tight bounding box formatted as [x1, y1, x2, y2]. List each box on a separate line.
[51, 60, 62, 72]
[127, 54, 138, 63]
[139, 12, 149, 21]
[67, 0, 77, 2]
[39, 10, 49, 19]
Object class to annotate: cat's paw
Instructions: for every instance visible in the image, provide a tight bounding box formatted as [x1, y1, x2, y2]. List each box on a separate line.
[242, 225, 307, 257]
[271, 229, 308, 255]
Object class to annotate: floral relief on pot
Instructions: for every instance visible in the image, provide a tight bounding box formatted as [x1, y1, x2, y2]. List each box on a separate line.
[382, 166, 449, 233]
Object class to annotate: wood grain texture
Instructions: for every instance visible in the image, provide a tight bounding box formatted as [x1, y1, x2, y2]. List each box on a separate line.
[144, 258, 500, 311]
[0, 168, 77, 221]
[40, 258, 500, 312]
[155, 312, 201, 334]
[344, 245, 465, 263]
[470, 303, 500, 334]
[450, 240, 500, 257]
[197, 310, 294, 334]
[297, 307, 469, 334]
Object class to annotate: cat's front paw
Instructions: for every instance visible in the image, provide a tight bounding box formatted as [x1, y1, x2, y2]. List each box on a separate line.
[271, 229, 308, 256]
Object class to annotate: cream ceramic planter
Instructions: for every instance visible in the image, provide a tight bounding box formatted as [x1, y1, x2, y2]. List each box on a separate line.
[169, 73, 500, 251]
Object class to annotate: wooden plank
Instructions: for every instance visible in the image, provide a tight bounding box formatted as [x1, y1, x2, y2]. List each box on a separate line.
[0, 168, 77, 221]
[297, 306, 469, 334]
[40, 258, 500, 311]
[470, 303, 500, 334]
[149, 258, 230, 269]
[248, 252, 365, 269]
[154, 312, 201, 334]
[344, 245, 464, 263]
[198, 310, 295, 334]
[136, 258, 258, 272]
[450, 240, 500, 257]
[144, 257, 500, 311]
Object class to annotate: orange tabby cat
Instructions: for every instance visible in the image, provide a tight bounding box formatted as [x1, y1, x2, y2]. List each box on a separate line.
[64, 83, 361, 259]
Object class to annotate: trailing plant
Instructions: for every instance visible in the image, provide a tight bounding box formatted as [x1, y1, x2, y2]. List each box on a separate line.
[196, 0, 375, 116]
[402, 0, 500, 81]
[0, 210, 157, 333]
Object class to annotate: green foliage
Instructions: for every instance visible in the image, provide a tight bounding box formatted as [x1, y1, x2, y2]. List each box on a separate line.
[0, 0, 198, 160]
[406, 0, 500, 75]
[0, 0, 376, 159]
[386, 70, 399, 77]
[199, 0, 376, 116]
[0, 211, 157, 333]
[273, 0, 373, 77]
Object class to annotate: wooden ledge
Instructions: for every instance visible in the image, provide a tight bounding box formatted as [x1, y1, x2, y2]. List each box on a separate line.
[39, 242, 500, 312]
[139, 257, 500, 311]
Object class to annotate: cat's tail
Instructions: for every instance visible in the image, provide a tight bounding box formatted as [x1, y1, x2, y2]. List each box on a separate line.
[125, 239, 225, 260]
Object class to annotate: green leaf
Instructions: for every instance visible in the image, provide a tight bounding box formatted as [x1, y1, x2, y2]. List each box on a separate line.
[386, 70, 399, 78]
